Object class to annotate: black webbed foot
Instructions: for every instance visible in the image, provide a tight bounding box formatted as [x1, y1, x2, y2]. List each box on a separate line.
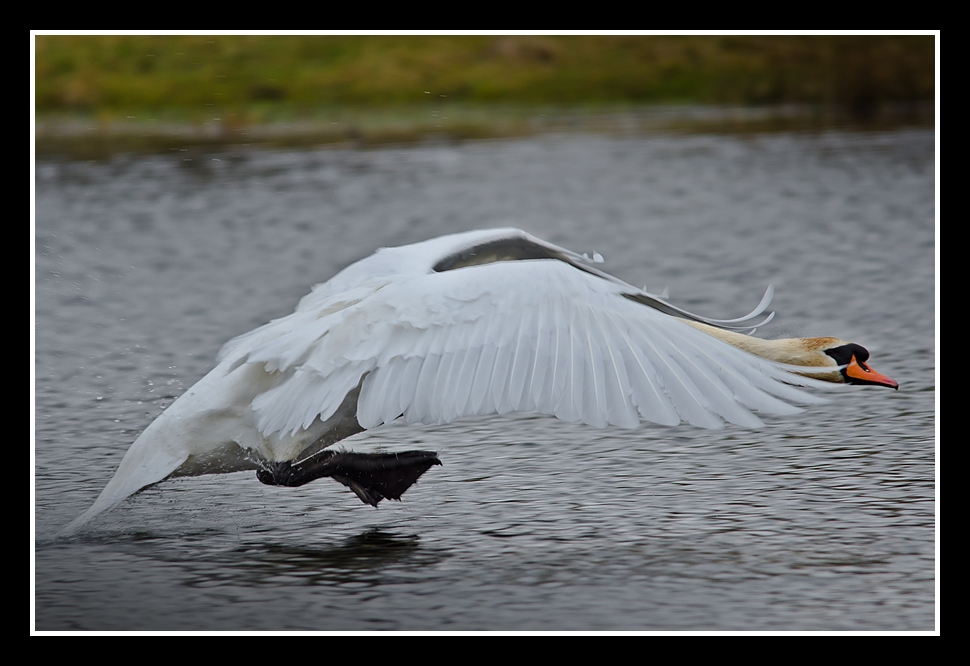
[256, 460, 305, 487]
[328, 450, 442, 506]
[257, 450, 441, 507]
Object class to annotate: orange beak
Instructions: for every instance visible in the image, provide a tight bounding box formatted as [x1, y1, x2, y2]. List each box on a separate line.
[845, 354, 899, 389]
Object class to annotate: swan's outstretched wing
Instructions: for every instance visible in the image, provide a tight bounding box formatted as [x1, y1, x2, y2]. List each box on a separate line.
[235, 258, 824, 439]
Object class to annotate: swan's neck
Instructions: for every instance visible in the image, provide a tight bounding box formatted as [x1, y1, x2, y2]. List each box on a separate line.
[682, 320, 844, 379]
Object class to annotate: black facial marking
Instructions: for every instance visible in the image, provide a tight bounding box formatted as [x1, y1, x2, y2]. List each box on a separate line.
[824, 343, 875, 384]
[824, 343, 870, 367]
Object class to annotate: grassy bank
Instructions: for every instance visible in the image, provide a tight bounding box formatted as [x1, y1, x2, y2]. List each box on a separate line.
[35, 35, 936, 157]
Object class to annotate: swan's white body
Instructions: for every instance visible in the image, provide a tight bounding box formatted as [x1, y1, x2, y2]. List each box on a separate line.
[63, 228, 837, 534]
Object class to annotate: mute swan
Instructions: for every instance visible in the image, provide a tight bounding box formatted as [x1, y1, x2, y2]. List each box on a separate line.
[60, 228, 897, 534]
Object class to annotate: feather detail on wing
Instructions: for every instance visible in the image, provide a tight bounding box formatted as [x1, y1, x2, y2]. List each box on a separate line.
[224, 259, 824, 439]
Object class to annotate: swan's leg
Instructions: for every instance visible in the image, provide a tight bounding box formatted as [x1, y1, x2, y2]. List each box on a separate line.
[256, 450, 441, 507]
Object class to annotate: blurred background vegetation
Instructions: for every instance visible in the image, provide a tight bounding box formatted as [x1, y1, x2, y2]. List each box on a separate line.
[35, 35, 936, 157]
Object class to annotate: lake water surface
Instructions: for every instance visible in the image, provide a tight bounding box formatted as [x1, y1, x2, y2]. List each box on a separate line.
[34, 128, 936, 631]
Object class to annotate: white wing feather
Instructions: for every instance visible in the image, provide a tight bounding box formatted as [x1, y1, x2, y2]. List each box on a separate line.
[223, 259, 821, 439]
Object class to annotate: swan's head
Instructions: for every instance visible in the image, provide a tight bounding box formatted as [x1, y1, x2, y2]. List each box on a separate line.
[821, 341, 898, 389]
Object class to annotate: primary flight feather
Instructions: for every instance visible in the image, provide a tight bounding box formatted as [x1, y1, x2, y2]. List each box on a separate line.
[61, 228, 897, 534]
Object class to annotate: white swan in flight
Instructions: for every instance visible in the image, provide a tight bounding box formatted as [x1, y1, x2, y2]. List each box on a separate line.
[60, 228, 897, 534]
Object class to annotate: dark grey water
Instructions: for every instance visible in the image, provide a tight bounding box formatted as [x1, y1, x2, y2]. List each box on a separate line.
[34, 129, 936, 631]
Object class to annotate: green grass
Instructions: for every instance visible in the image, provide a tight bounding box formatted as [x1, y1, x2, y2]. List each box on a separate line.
[34, 35, 936, 157]
[36, 35, 935, 117]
